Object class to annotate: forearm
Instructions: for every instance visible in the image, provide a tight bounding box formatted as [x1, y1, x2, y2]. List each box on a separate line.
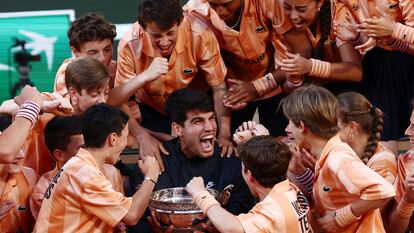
[212, 83, 231, 138]
[309, 43, 362, 82]
[388, 199, 412, 233]
[327, 61, 362, 82]
[206, 205, 245, 233]
[123, 180, 156, 225]
[108, 75, 147, 107]
[0, 118, 32, 162]
[351, 198, 392, 217]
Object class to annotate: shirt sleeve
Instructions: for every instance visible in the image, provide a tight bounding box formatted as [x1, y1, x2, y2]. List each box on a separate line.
[260, 0, 293, 35]
[400, 0, 414, 27]
[328, 152, 396, 201]
[115, 40, 138, 87]
[394, 151, 414, 203]
[236, 202, 274, 232]
[76, 171, 132, 227]
[197, 29, 227, 87]
[53, 59, 70, 98]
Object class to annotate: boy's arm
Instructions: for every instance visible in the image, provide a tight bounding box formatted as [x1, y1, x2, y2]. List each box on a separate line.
[187, 177, 245, 233]
[122, 156, 160, 225]
[108, 57, 168, 107]
[0, 86, 42, 163]
[212, 83, 233, 157]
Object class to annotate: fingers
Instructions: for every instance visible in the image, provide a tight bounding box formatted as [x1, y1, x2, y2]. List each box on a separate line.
[237, 121, 257, 132]
[159, 143, 169, 155]
[355, 37, 376, 52]
[227, 79, 243, 85]
[252, 124, 269, 136]
[223, 101, 247, 111]
[219, 140, 234, 158]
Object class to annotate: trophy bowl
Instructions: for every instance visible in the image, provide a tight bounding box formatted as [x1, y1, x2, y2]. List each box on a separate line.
[149, 187, 220, 232]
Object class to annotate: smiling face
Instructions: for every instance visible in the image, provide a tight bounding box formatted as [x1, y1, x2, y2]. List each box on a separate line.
[69, 84, 109, 114]
[208, 0, 243, 23]
[72, 39, 113, 67]
[176, 110, 217, 159]
[283, 0, 321, 30]
[406, 110, 414, 147]
[285, 120, 305, 148]
[107, 123, 129, 165]
[145, 22, 179, 58]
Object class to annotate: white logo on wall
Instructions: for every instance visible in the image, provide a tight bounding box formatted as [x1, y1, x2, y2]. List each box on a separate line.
[9, 30, 58, 71]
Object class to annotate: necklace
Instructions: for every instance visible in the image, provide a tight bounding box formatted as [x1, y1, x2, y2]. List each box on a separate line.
[228, 0, 244, 29]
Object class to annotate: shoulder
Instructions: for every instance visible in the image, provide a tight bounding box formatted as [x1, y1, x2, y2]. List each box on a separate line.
[185, 14, 218, 44]
[118, 22, 143, 49]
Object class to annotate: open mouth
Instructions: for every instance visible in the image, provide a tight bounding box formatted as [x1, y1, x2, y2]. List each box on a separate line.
[159, 45, 171, 55]
[200, 134, 214, 153]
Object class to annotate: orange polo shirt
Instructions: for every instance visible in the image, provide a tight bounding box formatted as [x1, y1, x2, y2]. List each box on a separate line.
[115, 13, 226, 113]
[0, 167, 37, 233]
[337, 0, 414, 25]
[22, 113, 55, 176]
[367, 143, 397, 184]
[30, 163, 124, 220]
[184, 0, 293, 99]
[34, 148, 131, 233]
[394, 149, 414, 204]
[54, 58, 117, 98]
[237, 180, 312, 233]
[313, 135, 395, 233]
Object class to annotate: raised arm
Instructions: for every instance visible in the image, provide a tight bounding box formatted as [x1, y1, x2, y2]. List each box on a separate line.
[0, 85, 42, 163]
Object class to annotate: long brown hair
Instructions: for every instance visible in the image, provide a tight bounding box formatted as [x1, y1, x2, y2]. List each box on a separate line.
[338, 92, 384, 163]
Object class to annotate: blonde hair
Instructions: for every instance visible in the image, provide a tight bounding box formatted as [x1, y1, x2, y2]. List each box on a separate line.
[282, 85, 339, 138]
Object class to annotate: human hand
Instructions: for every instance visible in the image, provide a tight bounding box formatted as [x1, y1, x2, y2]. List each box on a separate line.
[404, 168, 414, 203]
[223, 79, 259, 105]
[279, 52, 312, 76]
[137, 130, 169, 172]
[217, 133, 234, 158]
[14, 85, 43, 108]
[186, 176, 206, 197]
[355, 37, 377, 53]
[42, 93, 73, 116]
[288, 146, 316, 176]
[333, 18, 358, 42]
[128, 100, 141, 123]
[0, 200, 14, 220]
[138, 156, 160, 181]
[114, 221, 127, 233]
[357, 16, 396, 38]
[318, 211, 342, 232]
[142, 57, 169, 82]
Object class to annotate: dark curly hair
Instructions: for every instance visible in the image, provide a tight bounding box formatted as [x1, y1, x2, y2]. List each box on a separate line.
[138, 0, 183, 30]
[238, 136, 292, 188]
[68, 13, 116, 51]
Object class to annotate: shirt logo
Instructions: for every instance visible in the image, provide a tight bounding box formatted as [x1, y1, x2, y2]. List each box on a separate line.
[256, 26, 264, 33]
[17, 205, 27, 212]
[205, 181, 215, 188]
[389, 2, 398, 8]
[183, 68, 194, 75]
[323, 185, 332, 192]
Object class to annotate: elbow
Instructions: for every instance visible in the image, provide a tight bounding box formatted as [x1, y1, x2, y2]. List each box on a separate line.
[122, 212, 141, 226]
